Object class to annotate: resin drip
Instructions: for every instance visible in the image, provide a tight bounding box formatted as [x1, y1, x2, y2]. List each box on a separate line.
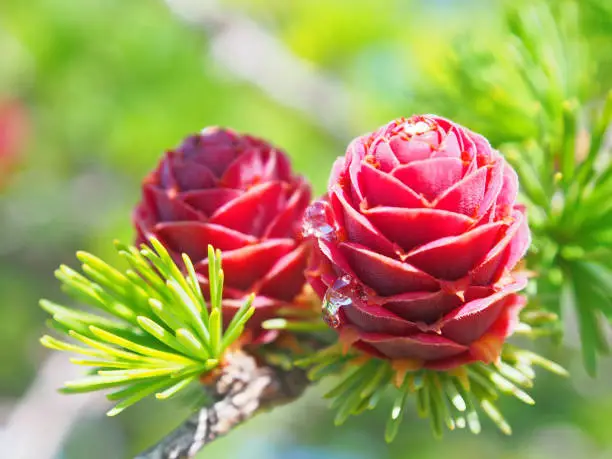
[303, 200, 337, 241]
[322, 274, 357, 328]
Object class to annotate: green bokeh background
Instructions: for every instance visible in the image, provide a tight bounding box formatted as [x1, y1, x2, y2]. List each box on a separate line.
[1, 0, 611, 458]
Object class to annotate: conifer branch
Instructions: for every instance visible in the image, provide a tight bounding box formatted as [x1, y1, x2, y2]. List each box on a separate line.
[135, 349, 313, 459]
[39, 239, 256, 415]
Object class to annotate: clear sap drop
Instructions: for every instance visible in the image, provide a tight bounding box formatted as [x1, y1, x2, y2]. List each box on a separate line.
[303, 200, 336, 241]
[322, 275, 354, 328]
[403, 120, 433, 136]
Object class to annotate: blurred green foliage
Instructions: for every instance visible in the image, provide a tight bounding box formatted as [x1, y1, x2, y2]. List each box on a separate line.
[2, 0, 612, 458]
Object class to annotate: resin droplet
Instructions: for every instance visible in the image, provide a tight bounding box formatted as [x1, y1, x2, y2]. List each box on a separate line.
[322, 274, 355, 328]
[403, 119, 434, 136]
[303, 200, 337, 241]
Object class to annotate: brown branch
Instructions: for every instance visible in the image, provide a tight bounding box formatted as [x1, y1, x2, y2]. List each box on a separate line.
[135, 349, 312, 459]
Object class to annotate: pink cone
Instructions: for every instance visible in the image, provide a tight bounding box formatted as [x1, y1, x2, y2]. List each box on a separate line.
[134, 127, 312, 344]
[0, 99, 28, 187]
[305, 115, 530, 369]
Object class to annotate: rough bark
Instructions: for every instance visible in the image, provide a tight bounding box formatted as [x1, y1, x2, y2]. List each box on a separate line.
[135, 350, 312, 459]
